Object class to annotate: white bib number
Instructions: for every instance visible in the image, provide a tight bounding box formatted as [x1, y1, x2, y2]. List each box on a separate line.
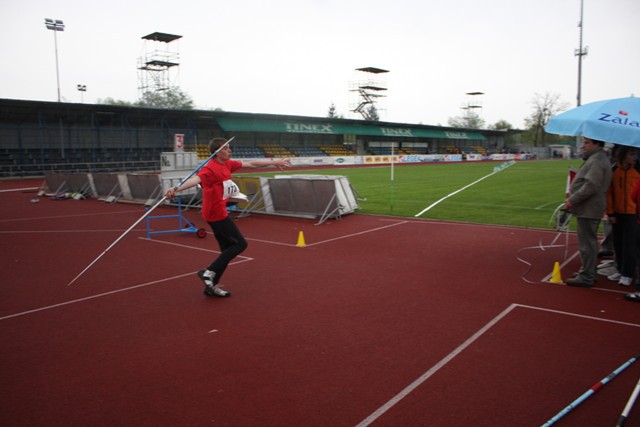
[223, 180, 240, 199]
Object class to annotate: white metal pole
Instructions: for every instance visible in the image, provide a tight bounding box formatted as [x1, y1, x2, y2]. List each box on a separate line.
[53, 29, 61, 102]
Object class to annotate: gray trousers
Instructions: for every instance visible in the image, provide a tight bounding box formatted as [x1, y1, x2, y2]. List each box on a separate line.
[577, 217, 600, 283]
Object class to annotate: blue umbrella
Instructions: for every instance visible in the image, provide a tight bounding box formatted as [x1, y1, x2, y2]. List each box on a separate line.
[545, 96, 640, 147]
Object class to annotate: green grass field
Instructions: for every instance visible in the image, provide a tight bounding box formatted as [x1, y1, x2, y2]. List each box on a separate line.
[243, 159, 585, 229]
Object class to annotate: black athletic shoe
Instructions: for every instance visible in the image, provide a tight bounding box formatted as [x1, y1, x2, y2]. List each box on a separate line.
[198, 270, 231, 298]
[198, 269, 215, 286]
[565, 277, 594, 288]
[203, 286, 231, 298]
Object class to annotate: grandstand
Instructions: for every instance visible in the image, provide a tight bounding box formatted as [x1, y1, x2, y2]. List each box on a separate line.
[319, 144, 356, 156]
[0, 98, 513, 177]
[258, 143, 294, 159]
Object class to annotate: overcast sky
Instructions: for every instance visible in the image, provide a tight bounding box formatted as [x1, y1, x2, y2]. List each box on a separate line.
[2, 0, 639, 129]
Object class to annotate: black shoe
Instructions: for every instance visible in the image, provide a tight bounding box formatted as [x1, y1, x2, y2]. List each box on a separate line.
[203, 286, 231, 298]
[566, 277, 594, 288]
[598, 250, 614, 257]
[197, 269, 215, 286]
[624, 292, 640, 302]
[198, 270, 231, 297]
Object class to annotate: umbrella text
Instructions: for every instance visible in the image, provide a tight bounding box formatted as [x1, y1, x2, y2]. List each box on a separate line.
[599, 113, 640, 128]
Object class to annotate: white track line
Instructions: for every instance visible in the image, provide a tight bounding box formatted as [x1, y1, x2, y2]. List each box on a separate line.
[139, 237, 253, 261]
[517, 304, 640, 328]
[356, 304, 518, 427]
[0, 187, 39, 193]
[0, 260, 254, 322]
[302, 221, 408, 247]
[0, 209, 142, 223]
[355, 303, 640, 426]
[0, 271, 195, 321]
[245, 237, 301, 247]
[230, 220, 408, 248]
[414, 162, 515, 217]
[0, 237, 252, 321]
[0, 229, 145, 234]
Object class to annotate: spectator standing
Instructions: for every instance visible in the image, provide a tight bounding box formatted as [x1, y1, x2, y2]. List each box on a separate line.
[624, 175, 640, 301]
[565, 138, 613, 287]
[606, 146, 640, 286]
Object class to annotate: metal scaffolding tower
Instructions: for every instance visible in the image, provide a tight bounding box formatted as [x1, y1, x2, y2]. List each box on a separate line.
[461, 91, 484, 118]
[349, 67, 388, 120]
[137, 32, 182, 96]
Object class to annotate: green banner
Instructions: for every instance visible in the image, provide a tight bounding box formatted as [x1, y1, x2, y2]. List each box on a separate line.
[216, 117, 485, 140]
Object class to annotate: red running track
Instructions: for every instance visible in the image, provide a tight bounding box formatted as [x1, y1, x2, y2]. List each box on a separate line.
[1, 178, 639, 426]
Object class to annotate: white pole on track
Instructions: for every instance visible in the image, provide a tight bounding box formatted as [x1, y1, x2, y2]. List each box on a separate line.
[617, 377, 640, 427]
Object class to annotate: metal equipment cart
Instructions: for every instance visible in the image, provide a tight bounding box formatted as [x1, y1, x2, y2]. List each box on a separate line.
[145, 197, 207, 239]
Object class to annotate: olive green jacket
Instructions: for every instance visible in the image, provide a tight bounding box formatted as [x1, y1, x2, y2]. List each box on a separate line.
[568, 146, 612, 219]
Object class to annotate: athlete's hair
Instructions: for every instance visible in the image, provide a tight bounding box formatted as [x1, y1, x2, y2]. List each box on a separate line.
[208, 137, 228, 155]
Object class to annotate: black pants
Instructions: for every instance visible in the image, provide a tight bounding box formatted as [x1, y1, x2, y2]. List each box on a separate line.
[207, 216, 248, 285]
[612, 213, 638, 277]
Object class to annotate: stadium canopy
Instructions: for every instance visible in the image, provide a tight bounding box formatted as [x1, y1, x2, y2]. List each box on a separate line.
[216, 117, 486, 140]
[0, 98, 494, 142]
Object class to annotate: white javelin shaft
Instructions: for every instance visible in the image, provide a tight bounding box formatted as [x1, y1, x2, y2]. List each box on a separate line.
[66, 137, 234, 287]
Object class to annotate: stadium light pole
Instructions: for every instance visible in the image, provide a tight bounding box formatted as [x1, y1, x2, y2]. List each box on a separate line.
[77, 84, 86, 103]
[45, 18, 65, 102]
[574, 0, 588, 156]
[575, 0, 587, 108]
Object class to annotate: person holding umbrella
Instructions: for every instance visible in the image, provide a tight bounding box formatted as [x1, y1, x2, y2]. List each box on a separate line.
[565, 138, 612, 287]
[545, 96, 640, 288]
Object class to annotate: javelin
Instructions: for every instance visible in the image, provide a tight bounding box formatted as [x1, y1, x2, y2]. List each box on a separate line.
[541, 354, 639, 426]
[414, 160, 515, 217]
[66, 137, 234, 287]
[616, 377, 640, 427]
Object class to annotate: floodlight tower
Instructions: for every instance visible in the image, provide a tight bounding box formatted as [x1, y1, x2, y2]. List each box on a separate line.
[137, 32, 182, 97]
[575, 0, 588, 106]
[349, 67, 388, 120]
[77, 84, 86, 103]
[44, 18, 65, 102]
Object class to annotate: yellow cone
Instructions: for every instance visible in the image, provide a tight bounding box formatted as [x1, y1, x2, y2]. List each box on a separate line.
[550, 262, 563, 283]
[296, 231, 306, 247]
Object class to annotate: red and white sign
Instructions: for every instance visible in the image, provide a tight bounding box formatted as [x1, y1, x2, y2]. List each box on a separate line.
[174, 134, 184, 152]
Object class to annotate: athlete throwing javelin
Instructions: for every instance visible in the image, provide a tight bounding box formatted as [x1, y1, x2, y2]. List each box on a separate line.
[164, 137, 291, 297]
